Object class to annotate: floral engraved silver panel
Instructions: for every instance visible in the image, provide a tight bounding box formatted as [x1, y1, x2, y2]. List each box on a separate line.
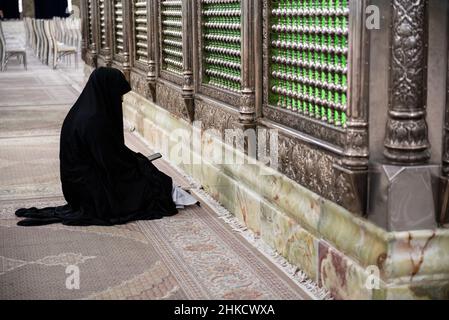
[384, 0, 430, 164]
[156, 82, 189, 120]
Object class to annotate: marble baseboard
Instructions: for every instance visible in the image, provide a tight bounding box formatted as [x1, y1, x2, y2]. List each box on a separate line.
[122, 91, 449, 300]
[318, 240, 374, 300]
[381, 281, 449, 300]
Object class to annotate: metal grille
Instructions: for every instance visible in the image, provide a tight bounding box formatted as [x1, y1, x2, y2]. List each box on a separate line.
[202, 0, 241, 93]
[269, 0, 349, 128]
[134, 0, 148, 64]
[113, 0, 124, 55]
[88, 0, 93, 46]
[99, 0, 106, 48]
[161, 0, 183, 75]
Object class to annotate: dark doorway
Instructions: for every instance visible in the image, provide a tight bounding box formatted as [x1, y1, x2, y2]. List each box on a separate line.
[0, 0, 20, 20]
[34, 0, 69, 19]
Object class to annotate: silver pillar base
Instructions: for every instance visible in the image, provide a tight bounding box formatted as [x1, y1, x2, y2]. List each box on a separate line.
[368, 163, 440, 232]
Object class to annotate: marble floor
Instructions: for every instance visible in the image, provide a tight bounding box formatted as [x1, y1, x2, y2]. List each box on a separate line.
[0, 22, 316, 300]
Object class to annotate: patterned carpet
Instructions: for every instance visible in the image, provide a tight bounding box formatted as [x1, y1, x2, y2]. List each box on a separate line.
[0, 139, 313, 300]
[0, 21, 312, 300]
[0, 134, 312, 300]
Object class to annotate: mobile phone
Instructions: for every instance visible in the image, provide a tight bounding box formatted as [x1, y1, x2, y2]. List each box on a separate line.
[147, 153, 162, 162]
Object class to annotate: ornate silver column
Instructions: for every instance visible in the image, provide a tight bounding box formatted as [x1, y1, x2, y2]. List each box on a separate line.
[444, 71, 449, 178]
[335, 0, 370, 215]
[80, 0, 88, 61]
[181, 0, 195, 122]
[121, 0, 131, 81]
[439, 14, 449, 226]
[103, 0, 112, 67]
[384, 0, 430, 163]
[88, 0, 98, 68]
[369, 0, 439, 231]
[238, 0, 257, 128]
[146, 0, 157, 101]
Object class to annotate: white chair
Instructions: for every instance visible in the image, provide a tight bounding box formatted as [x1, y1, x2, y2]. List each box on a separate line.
[24, 17, 30, 48]
[53, 17, 63, 43]
[0, 25, 4, 70]
[47, 20, 78, 69]
[73, 18, 82, 51]
[25, 17, 35, 50]
[35, 20, 44, 61]
[0, 22, 27, 71]
[37, 20, 47, 63]
[30, 18, 36, 51]
[68, 18, 80, 47]
[31, 19, 39, 55]
[41, 20, 49, 64]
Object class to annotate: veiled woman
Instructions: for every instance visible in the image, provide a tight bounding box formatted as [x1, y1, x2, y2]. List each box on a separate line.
[16, 67, 197, 226]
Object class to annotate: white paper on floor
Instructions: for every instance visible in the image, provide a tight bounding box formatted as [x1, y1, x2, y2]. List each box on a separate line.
[172, 185, 198, 209]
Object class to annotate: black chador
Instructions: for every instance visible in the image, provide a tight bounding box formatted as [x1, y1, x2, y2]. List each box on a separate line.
[16, 67, 178, 226]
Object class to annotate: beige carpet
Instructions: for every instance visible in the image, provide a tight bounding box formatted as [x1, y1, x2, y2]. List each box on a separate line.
[0, 21, 312, 300]
[0, 132, 312, 300]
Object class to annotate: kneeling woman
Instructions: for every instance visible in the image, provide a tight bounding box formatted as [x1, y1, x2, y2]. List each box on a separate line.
[16, 67, 197, 226]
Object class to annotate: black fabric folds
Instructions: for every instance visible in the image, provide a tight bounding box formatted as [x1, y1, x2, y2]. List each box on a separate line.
[16, 67, 178, 226]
